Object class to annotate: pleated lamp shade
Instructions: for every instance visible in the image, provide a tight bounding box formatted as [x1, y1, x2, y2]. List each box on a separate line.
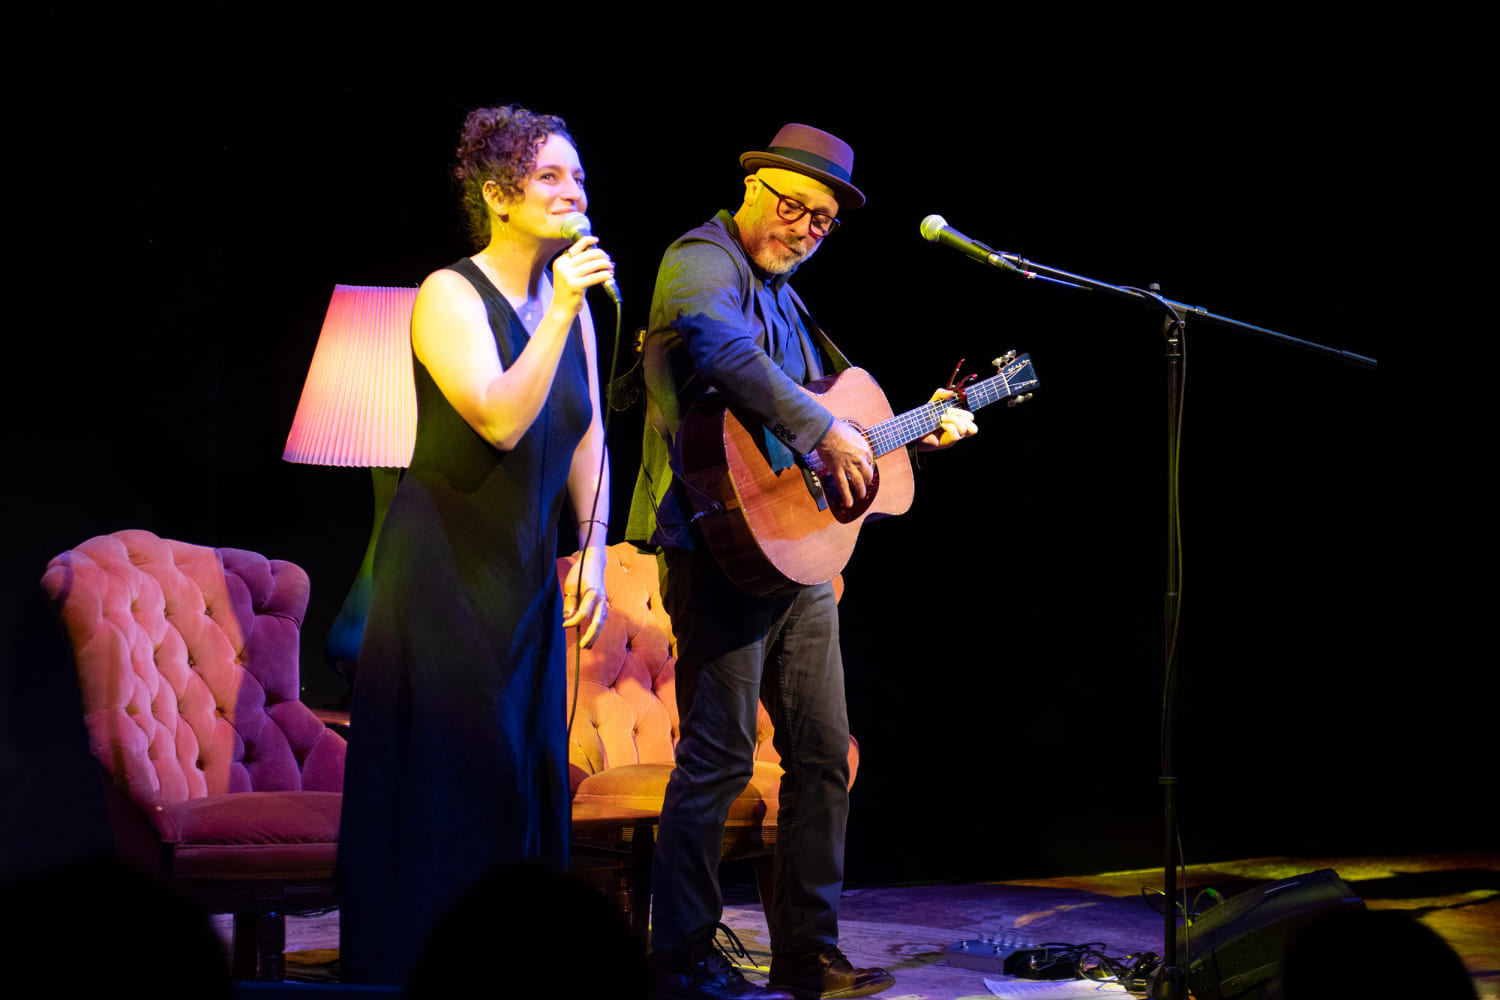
[283, 284, 419, 467]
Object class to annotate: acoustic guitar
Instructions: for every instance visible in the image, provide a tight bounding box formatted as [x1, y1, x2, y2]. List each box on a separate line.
[681, 353, 1038, 595]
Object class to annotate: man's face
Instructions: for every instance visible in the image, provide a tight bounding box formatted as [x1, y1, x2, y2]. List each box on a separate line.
[735, 167, 840, 275]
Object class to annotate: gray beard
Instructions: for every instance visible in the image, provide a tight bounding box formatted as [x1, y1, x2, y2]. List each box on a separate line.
[750, 235, 817, 275]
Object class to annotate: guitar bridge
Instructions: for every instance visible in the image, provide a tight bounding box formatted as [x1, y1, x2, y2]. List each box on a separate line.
[800, 463, 829, 513]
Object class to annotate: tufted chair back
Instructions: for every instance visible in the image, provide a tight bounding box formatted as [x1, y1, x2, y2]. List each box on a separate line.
[556, 543, 814, 794]
[556, 542, 677, 792]
[40, 529, 345, 980]
[42, 529, 345, 806]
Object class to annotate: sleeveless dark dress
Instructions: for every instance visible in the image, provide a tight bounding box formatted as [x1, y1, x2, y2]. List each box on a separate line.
[339, 258, 591, 986]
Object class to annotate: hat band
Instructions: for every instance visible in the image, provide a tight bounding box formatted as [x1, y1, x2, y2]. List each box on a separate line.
[765, 145, 853, 184]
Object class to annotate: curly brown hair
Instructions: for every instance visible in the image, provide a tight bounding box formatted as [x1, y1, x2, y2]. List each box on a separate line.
[453, 105, 575, 248]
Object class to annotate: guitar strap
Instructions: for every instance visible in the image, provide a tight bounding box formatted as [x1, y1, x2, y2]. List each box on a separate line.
[785, 285, 852, 376]
[754, 285, 854, 473]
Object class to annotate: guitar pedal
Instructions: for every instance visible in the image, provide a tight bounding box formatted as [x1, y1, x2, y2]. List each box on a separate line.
[945, 935, 1042, 975]
[945, 937, 1083, 979]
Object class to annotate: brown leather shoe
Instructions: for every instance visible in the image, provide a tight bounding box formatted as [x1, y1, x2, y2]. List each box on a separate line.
[769, 949, 895, 999]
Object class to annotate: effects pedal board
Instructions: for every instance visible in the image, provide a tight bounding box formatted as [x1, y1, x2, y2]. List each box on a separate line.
[945, 936, 1050, 976]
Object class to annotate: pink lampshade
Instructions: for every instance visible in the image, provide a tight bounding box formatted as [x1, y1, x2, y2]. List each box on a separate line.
[283, 284, 419, 468]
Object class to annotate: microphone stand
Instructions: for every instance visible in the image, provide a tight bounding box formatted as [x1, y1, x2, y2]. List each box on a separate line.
[993, 252, 1379, 369]
[986, 249, 1376, 999]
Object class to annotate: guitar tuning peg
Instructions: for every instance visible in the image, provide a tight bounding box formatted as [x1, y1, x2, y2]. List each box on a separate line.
[993, 351, 1017, 368]
[1006, 393, 1033, 408]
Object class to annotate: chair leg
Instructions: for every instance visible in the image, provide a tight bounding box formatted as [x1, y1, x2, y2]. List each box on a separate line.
[231, 895, 286, 981]
[629, 818, 655, 941]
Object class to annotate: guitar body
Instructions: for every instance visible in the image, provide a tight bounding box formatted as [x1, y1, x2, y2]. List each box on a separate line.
[681, 368, 914, 596]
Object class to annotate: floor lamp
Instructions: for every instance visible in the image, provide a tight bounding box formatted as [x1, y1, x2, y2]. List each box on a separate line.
[283, 284, 418, 685]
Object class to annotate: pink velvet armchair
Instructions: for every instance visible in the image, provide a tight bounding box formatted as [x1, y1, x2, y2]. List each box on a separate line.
[558, 542, 858, 932]
[40, 529, 346, 981]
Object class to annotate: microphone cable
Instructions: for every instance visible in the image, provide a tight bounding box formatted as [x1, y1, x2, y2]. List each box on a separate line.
[566, 264, 626, 748]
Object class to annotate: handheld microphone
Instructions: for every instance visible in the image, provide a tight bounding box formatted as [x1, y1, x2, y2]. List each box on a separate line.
[560, 212, 622, 305]
[919, 215, 1016, 272]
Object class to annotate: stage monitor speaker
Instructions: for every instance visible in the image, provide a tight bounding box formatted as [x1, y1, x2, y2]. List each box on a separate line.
[1178, 867, 1363, 1000]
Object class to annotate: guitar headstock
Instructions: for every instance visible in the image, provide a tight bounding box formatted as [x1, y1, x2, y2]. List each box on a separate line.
[992, 352, 1039, 406]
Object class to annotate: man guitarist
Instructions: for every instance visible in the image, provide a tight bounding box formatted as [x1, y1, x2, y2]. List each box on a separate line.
[627, 124, 976, 1000]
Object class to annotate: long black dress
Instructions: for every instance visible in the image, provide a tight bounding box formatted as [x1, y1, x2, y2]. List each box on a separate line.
[339, 258, 591, 986]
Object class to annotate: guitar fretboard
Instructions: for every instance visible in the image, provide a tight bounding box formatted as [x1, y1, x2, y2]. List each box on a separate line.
[864, 357, 1037, 457]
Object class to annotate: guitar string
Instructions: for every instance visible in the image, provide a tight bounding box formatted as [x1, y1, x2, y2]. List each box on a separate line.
[872, 385, 999, 451]
[862, 364, 1036, 453]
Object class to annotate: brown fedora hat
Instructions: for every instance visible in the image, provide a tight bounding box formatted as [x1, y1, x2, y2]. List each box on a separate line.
[740, 123, 865, 210]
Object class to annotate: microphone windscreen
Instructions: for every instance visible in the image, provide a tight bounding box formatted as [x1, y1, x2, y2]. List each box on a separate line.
[919, 214, 949, 242]
[560, 212, 593, 241]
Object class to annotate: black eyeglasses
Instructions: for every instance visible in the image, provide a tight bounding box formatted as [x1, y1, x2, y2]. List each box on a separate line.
[757, 177, 841, 237]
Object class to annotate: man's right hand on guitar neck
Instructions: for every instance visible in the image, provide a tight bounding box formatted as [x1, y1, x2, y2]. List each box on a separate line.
[809, 418, 874, 508]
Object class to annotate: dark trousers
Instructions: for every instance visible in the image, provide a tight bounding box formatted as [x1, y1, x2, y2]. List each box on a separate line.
[651, 543, 851, 959]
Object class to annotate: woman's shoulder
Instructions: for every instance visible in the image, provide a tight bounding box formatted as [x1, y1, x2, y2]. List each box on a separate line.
[413, 261, 492, 339]
[422, 259, 484, 294]
[416, 261, 492, 315]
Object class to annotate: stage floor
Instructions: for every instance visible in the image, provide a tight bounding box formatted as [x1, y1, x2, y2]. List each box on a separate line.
[232, 852, 1498, 998]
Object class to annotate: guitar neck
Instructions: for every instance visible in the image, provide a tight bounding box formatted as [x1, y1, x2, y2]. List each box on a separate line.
[864, 356, 1037, 458]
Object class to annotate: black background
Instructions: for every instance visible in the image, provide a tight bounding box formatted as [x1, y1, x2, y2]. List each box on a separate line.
[5, 20, 1491, 886]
